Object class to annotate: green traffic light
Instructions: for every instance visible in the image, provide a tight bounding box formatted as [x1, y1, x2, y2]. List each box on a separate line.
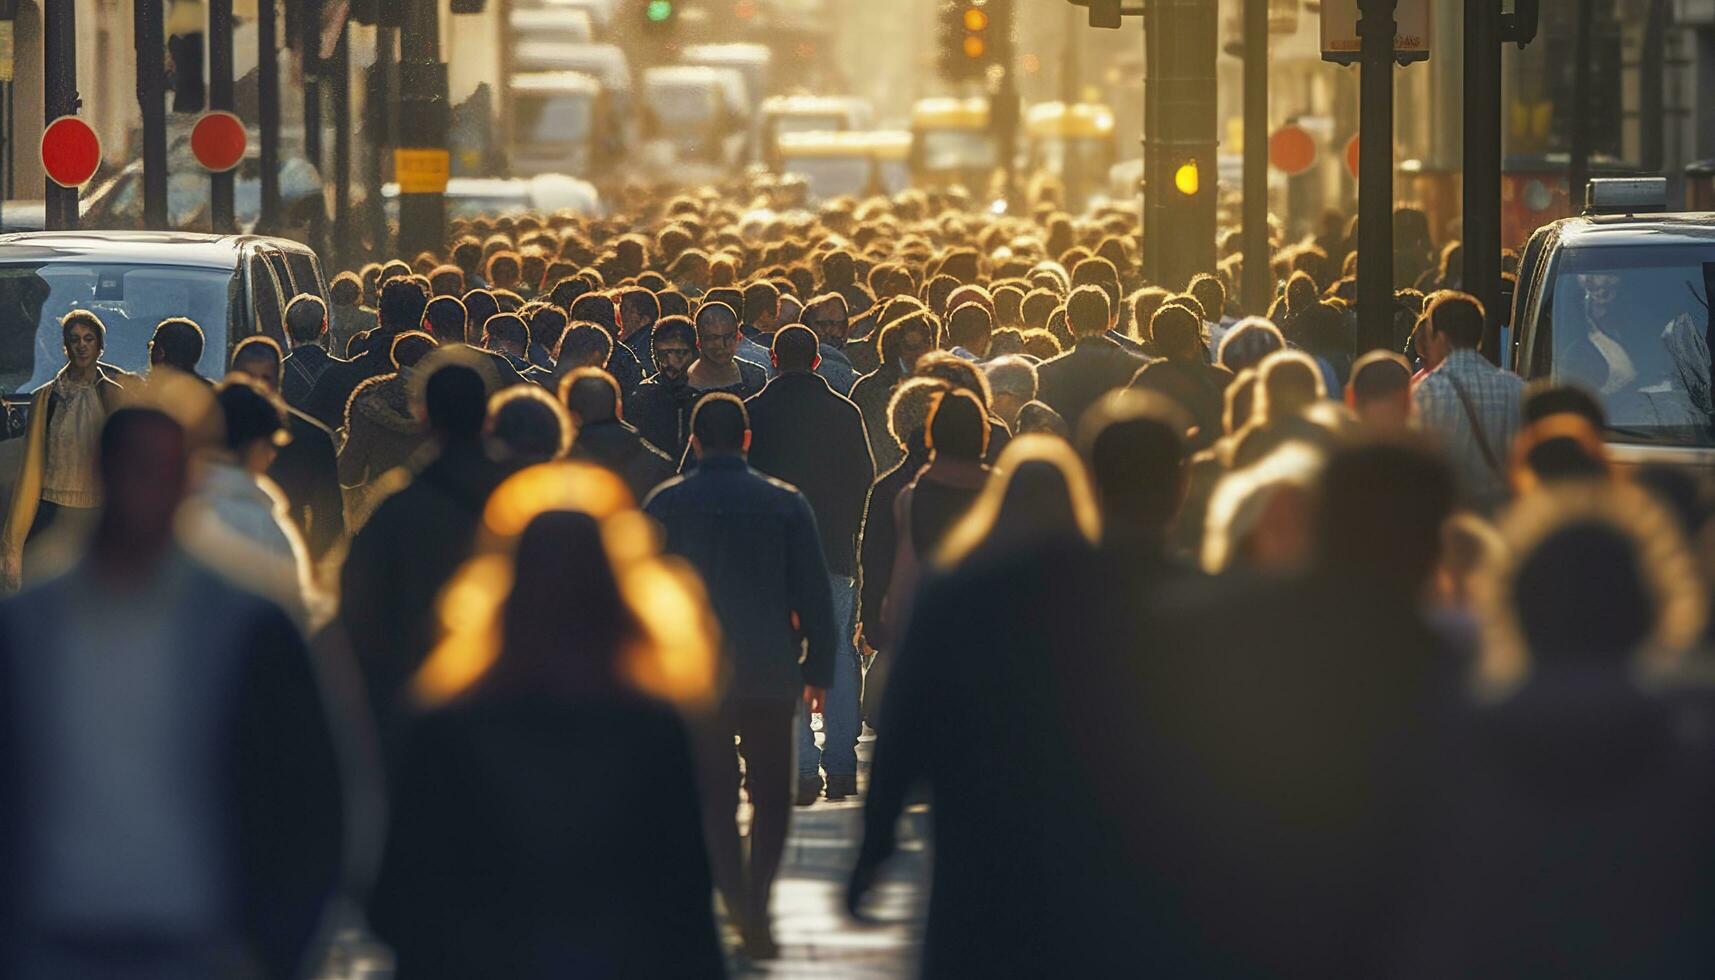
[646, 0, 673, 21]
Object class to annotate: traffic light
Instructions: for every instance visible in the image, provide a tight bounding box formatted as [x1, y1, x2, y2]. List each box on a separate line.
[1067, 0, 1123, 30]
[1173, 158, 1200, 196]
[643, 0, 676, 26]
[940, 1, 992, 81]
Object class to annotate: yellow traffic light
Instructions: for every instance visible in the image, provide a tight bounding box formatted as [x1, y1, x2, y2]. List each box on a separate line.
[964, 35, 986, 58]
[1174, 158, 1200, 195]
[963, 6, 988, 30]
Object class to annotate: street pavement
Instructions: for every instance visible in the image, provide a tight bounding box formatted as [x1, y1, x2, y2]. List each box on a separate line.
[316, 732, 931, 979]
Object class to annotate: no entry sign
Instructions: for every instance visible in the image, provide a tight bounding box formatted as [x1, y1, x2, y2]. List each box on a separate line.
[40, 115, 102, 188]
[191, 111, 248, 173]
[1268, 125, 1318, 177]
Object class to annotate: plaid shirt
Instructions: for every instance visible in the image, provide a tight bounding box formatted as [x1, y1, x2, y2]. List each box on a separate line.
[1412, 349, 1525, 506]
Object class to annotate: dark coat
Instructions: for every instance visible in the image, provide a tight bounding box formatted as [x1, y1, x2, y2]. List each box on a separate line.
[303, 336, 397, 431]
[281, 345, 341, 412]
[369, 694, 726, 980]
[340, 439, 507, 730]
[1130, 357, 1233, 451]
[844, 335, 880, 377]
[338, 374, 427, 489]
[626, 375, 700, 459]
[270, 407, 346, 559]
[609, 341, 645, 396]
[1036, 335, 1147, 430]
[0, 558, 344, 980]
[849, 364, 903, 474]
[644, 456, 835, 701]
[857, 440, 927, 641]
[743, 372, 874, 577]
[568, 418, 677, 504]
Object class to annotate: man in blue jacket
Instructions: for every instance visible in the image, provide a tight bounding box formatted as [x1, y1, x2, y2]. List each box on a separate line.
[644, 393, 835, 961]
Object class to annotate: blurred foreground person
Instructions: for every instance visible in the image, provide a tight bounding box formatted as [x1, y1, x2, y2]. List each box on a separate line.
[2, 310, 124, 591]
[371, 464, 725, 979]
[644, 394, 835, 960]
[1408, 485, 1715, 979]
[0, 407, 344, 979]
[229, 337, 346, 566]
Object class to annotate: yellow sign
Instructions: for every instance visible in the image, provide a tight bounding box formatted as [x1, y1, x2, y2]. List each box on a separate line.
[394, 148, 450, 194]
[0, 22, 15, 84]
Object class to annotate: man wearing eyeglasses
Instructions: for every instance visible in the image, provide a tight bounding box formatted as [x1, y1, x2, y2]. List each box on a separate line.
[802, 293, 859, 397]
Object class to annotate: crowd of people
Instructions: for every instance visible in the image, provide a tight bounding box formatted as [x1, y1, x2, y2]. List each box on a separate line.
[3, 183, 1715, 979]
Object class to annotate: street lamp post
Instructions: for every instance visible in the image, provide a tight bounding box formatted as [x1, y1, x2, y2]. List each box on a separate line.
[1354, 0, 1395, 353]
[1241, 0, 1269, 316]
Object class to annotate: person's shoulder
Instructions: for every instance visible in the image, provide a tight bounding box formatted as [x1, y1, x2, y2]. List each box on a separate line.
[641, 474, 691, 511]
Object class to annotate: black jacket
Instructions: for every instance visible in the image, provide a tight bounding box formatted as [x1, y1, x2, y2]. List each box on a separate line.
[743, 372, 874, 577]
[270, 408, 346, 560]
[281, 345, 341, 412]
[857, 439, 927, 639]
[644, 456, 835, 701]
[626, 374, 700, 459]
[1036, 335, 1147, 430]
[850, 363, 903, 474]
[370, 693, 725, 979]
[568, 418, 677, 504]
[303, 338, 398, 431]
[1130, 357, 1232, 452]
[341, 439, 507, 731]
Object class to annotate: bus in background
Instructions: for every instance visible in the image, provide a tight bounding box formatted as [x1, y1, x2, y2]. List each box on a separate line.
[776, 130, 911, 203]
[757, 95, 875, 170]
[641, 66, 749, 175]
[909, 98, 996, 193]
[679, 44, 773, 115]
[507, 72, 621, 179]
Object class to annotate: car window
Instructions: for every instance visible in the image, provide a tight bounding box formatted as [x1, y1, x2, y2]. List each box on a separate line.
[1546, 242, 1715, 445]
[247, 254, 287, 348]
[283, 250, 325, 304]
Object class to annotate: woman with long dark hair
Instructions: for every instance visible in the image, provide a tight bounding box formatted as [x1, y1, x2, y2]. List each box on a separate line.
[370, 462, 726, 978]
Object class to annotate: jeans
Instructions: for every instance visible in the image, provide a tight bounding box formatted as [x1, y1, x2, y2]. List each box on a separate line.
[798, 574, 860, 778]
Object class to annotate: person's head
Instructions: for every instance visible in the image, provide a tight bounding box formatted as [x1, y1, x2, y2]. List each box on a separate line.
[938, 434, 1102, 567]
[424, 363, 488, 443]
[378, 276, 432, 334]
[1079, 389, 1190, 544]
[1346, 350, 1413, 431]
[1216, 316, 1285, 373]
[1064, 284, 1113, 339]
[925, 388, 990, 464]
[878, 311, 939, 374]
[389, 330, 438, 371]
[96, 408, 189, 558]
[651, 315, 698, 382]
[1015, 400, 1070, 438]
[527, 305, 568, 354]
[486, 384, 573, 465]
[616, 287, 660, 342]
[801, 292, 851, 344]
[429, 264, 466, 297]
[61, 310, 105, 372]
[284, 294, 329, 347]
[915, 351, 992, 408]
[1187, 273, 1226, 324]
[1424, 290, 1485, 352]
[947, 302, 994, 358]
[214, 374, 290, 474]
[1071, 256, 1121, 310]
[557, 321, 615, 370]
[486, 251, 522, 289]
[149, 317, 205, 374]
[483, 313, 530, 359]
[983, 355, 1038, 427]
[559, 367, 624, 425]
[769, 324, 820, 375]
[229, 335, 284, 391]
[742, 279, 782, 332]
[1254, 350, 1326, 423]
[690, 392, 749, 458]
[1312, 441, 1454, 597]
[887, 377, 954, 454]
[569, 292, 619, 336]
[329, 271, 363, 308]
[422, 295, 470, 347]
[1224, 368, 1258, 436]
[694, 301, 740, 368]
[1148, 304, 1203, 362]
[1523, 381, 1606, 431]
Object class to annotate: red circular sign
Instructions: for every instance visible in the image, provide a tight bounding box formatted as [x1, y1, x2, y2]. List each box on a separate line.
[1268, 125, 1317, 177]
[1345, 134, 1361, 179]
[191, 111, 247, 173]
[40, 115, 102, 189]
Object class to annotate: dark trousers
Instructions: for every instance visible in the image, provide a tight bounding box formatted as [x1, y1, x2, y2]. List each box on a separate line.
[695, 698, 796, 931]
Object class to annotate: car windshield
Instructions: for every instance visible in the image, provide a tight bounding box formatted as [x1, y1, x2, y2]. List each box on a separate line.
[647, 83, 717, 128]
[782, 155, 871, 200]
[919, 129, 995, 172]
[514, 92, 594, 144]
[1547, 242, 1715, 445]
[0, 262, 233, 394]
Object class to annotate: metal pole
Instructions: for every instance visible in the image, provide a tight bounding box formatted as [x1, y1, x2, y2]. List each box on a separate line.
[1568, 0, 1594, 210]
[43, 0, 78, 229]
[993, 0, 1018, 210]
[208, 0, 235, 232]
[1464, 0, 1502, 361]
[1241, 0, 1268, 315]
[1061, 1, 1082, 212]
[301, 0, 325, 254]
[365, 26, 393, 259]
[332, 22, 352, 269]
[135, 0, 168, 228]
[1355, 0, 1395, 353]
[396, 0, 446, 258]
[1640, 0, 1665, 173]
[258, 0, 281, 232]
